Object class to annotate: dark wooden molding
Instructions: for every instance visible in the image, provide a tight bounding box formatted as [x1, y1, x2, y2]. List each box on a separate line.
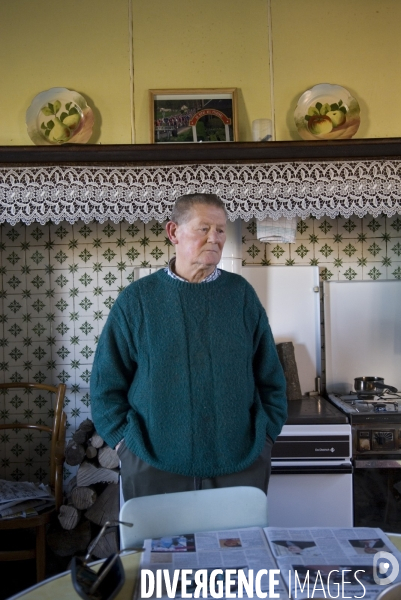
[1, 138, 401, 166]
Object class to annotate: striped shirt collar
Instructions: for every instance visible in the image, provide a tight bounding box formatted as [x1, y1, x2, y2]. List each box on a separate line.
[165, 257, 221, 283]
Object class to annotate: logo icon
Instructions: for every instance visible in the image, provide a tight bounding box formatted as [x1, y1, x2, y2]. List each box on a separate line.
[373, 551, 400, 585]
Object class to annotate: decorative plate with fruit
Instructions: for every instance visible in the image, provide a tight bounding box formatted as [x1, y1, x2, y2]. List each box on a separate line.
[294, 83, 360, 140]
[26, 88, 95, 145]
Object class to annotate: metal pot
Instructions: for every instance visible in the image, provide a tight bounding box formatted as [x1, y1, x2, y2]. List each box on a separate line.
[354, 376, 398, 394]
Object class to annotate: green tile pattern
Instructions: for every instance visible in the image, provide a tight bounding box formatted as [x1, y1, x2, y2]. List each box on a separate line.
[0, 214, 400, 482]
[242, 215, 401, 281]
[0, 219, 175, 482]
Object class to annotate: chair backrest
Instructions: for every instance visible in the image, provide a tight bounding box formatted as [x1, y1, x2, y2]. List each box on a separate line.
[119, 486, 268, 548]
[0, 382, 67, 510]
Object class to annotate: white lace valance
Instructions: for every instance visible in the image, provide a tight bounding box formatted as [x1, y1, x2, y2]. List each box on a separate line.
[1, 160, 401, 224]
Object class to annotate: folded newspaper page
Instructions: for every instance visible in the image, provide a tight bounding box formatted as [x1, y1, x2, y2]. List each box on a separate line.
[136, 527, 287, 599]
[0, 480, 54, 518]
[135, 526, 401, 599]
[265, 526, 401, 600]
[0, 499, 54, 519]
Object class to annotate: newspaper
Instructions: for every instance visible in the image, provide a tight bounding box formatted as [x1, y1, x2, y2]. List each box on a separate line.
[135, 526, 401, 599]
[0, 499, 55, 519]
[0, 479, 54, 518]
[266, 526, 401, 599]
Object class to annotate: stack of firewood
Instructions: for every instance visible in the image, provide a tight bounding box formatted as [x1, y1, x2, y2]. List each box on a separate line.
[47, 419, 121, 559]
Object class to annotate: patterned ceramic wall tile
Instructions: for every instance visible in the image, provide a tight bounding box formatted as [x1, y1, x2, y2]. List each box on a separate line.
[337, 217, 362, 238]
[316, 218, 338, 240]
[0, 214, 401, 483]
[242, 215, 401, 281]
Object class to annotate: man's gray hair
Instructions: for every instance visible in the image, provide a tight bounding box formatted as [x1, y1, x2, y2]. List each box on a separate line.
[170, 193, 227, 225]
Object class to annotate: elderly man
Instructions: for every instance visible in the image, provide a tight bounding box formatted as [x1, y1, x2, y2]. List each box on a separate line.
[90, 193, 287, 500]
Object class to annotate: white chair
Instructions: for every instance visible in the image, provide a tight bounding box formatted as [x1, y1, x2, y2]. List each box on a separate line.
[119, 486, 268, 548]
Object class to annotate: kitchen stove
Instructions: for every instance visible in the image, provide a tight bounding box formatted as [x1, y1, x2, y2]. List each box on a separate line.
[329, 392, 401, 422]
[328, 391, 401, 456]
[328, 392, 401, 533]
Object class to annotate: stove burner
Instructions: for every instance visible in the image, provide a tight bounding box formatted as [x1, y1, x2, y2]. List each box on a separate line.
[374, 403, 388, 412]
[347, 390, 401, 401]
[346, 390, 401, 402]
[328, 392, 401, 417]
[354, 398, 399, 412]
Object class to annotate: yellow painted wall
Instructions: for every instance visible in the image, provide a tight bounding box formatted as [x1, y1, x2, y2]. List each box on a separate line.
[131, 0, 272, 143]
[271, 0, 401, 140]
[0, 0, 132, 145]
[0, 0, 400, 145]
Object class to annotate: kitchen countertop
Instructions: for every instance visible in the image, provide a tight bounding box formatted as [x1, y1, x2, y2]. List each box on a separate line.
[286, 395, 349, 425]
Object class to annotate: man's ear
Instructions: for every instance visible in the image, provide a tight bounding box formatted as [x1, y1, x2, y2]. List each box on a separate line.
[166, 221, 179, 245]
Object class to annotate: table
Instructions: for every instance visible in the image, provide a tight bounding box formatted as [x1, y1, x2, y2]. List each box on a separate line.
[7, 552, 141, 600]
[8, 535, 401, 600]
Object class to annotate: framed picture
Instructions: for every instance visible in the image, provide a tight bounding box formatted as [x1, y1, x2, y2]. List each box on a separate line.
[149, 88, 238, 143]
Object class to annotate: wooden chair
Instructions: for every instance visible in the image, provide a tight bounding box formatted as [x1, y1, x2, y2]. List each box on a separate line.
[0, 382, 67, 582]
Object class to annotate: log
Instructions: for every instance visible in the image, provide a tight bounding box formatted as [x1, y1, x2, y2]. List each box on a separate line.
[89, 432, 104, 448]
[77, 461, 119, 486]
[71, 486, 97, 510]
[85, 445, 98, 460]
[58, 504, 81, 530]
[47, 520, 92, 557]
[79, 418, 95, 433]
[85, 483, 120, 526]
[90, 527, 119, 558]
[73, 429, 90, 445]
[276, 341, 302, 401]
[65, 440, 86, 466]
[53, 424, 121, 559]
[72, 418, 94, 444]
[98, 446, 119, 469]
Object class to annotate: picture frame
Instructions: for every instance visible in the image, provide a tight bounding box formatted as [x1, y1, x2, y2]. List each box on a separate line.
[149, 88, 238, 144]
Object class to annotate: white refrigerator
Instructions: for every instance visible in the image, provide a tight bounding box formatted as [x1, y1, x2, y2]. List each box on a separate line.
[242, 265, 321, 395]
[242, 266, 353, 528]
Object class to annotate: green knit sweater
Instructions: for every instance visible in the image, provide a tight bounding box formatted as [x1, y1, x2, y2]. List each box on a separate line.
[90, 269, 287, 478]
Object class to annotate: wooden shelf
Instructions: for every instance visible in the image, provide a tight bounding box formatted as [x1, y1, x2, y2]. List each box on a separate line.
[1, 138, 401, 166]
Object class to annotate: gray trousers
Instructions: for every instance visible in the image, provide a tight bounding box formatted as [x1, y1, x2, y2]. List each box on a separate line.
[118, 437, 274, 501]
